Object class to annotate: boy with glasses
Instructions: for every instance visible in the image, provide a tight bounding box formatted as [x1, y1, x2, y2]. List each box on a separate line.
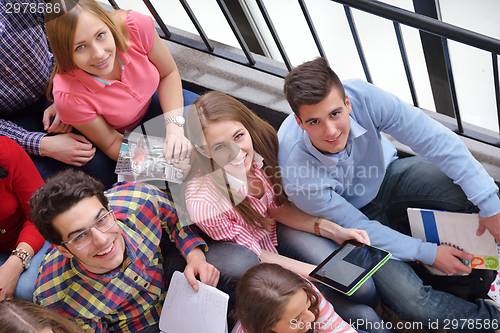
[29, 169, 221, 333]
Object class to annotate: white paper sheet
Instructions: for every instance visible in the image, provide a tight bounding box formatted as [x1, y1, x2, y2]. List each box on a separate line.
[160, 271, 229, 333]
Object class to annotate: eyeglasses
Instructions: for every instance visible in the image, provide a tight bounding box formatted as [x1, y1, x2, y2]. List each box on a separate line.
[61, 209, 117, 250]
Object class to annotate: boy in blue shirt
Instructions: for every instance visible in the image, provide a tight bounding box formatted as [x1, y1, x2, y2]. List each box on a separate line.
[277, 57, 500, 331]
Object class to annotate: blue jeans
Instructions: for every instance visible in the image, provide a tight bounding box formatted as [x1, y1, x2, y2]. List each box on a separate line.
[5, 89, 199, 189]
[0, 241, 50, 301]
[162, 236, 260, 331]
[133, 89, 199, 139]
[5, 97, 118, 189]
[276, 223, 396, 333]
[162, 237, 260, 295]
[363, 156, 500, 332]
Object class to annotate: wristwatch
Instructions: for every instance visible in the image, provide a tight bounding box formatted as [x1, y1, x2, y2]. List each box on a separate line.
[11, 249, 31, 271]
[165, 115, 185, 127]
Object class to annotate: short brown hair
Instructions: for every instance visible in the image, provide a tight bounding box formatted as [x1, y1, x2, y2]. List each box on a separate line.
[30, 169, 108, 245]
[284, 57, 345, 118]
[234, 263, 320, 333]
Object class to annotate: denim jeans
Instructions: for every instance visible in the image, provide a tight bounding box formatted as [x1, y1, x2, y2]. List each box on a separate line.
[5, 97, 118, 189]
[0, 241, 50, 301]
[162, 237, 260, 331]
[276, 223, 397, 333]
[133, 89, 199, 139]
[363, 156, 500, 332]
[5, 89, 199, 189]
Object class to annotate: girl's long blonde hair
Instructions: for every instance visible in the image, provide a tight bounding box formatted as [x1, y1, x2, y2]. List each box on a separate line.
[0, 299, 87, 333]
[45, 0, 130, 100]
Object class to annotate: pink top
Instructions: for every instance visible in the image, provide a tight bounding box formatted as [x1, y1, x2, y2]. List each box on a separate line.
[185, 155, 280, 256]
[54, 11, 160, 133]
[231, 279, 356, 333]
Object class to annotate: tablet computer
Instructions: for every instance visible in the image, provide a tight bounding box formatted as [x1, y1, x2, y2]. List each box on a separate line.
[309, 240, 391, 296]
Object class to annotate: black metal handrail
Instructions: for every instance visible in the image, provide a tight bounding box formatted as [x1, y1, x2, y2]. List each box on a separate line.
[107, 0, 500, 147]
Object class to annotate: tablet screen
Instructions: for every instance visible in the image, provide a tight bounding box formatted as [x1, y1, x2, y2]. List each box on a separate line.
[309, 240, 391, 295]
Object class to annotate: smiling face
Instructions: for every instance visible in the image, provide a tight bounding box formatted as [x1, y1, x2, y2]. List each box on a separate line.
[273, 289, 316, 333]
[296, 87, 352, 154]
[54, 196, 125, 275]
[196, 120, 254, 179]
[72, 11, 117, 79]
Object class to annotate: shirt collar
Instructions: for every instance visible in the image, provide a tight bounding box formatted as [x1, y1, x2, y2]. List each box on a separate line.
[225, 153, 264, 194]
[72, 52, 130, 93]
[304, 115, 367, 167]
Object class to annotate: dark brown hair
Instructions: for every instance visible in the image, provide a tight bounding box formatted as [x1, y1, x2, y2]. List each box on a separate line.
[234, 263, 319, 333]
[186, 91, 288, 232]
[0, 299, 86, 333]
[283, 57, 345, 118]
[45, 0, 130, 100]
[30, 169, 108, 245]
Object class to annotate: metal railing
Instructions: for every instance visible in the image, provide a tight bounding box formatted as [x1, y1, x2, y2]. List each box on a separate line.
[107, 0, 500, 147]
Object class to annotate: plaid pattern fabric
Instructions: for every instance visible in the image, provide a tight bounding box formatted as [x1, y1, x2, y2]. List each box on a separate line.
[0, 119, 45, 155]
[34, 182, 206, 333]
[0, 0, 52, 113]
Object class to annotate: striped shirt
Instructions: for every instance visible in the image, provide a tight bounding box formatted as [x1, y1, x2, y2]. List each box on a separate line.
[231, 279, 356, 333]
[186, 154, 279, 256]
[34, 182, 206, 333]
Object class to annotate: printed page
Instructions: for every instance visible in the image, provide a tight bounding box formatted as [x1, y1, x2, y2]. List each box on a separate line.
[408, 208, 499, 272]
[160, 271, 229, 333]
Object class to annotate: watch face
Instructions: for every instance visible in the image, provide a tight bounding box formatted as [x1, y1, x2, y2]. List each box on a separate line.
[24, 256, 31, 269]
[175, 116, 185, 125]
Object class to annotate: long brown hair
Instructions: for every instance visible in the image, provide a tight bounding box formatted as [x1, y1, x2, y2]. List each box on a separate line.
[186, 91, 288, 231]
[0, 299, 86, 333]
[235, 263, 320, 333]
[45, 0, 130, 100]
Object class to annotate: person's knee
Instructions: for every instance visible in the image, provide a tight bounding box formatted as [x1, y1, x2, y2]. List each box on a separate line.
[205, 242, 260, 280]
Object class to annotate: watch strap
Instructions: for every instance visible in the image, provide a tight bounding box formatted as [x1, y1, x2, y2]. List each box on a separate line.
[11, 248, 31, 270]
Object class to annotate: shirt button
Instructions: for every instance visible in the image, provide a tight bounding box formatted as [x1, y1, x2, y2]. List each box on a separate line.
[143, 283, 149, 288]
[0, 229, 6, 234]
[5, 67, 9, 71]
[20, 82, 25, 87]
[134, 276, 138, 281]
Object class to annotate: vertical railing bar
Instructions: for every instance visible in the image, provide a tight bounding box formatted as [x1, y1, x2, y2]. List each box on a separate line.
[142, 0, 172, 38]
[107, 0, 120, 10]
[344, 5, 372, 83]
[441, 37, 463, 133]
[393, 21, 418, 107]
[178, 0, 214, 52]
[298, 0, 326, 58]
[255, 0, 292, 71]
[492, 52, 500, 135]
[216, 0, 256, 65]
